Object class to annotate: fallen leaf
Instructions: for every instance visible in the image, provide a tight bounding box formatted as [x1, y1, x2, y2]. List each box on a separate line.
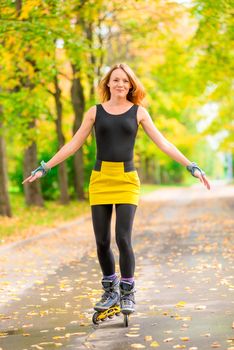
[22, 324, 33, 328]
[0, 332, 8, 337]
[211, 342, 221, 348]
[176, 301, 187, 308]
[195, 305, 206, 310]
[164, 338, 174, 342]
[126, 334, 140, 337]
[131, 344, 146, 349]
[150, 341, 160, 347]
[145, 336, 153, 341]
[53, 336, 64, 340]
[54, 327, 66, 331]
[180, 337, 190, 341]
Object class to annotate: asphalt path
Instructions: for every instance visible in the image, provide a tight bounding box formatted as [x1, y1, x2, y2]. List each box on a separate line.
[0, 181, 233, 350]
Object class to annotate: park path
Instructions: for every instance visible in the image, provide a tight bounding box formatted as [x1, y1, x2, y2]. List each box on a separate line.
[0, 181, 233, 350]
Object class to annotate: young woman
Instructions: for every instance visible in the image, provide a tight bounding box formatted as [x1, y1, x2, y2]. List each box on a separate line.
[22, 63, 210, 315]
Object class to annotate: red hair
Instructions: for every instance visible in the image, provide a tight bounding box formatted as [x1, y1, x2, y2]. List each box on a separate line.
[98, 63, 146, 105]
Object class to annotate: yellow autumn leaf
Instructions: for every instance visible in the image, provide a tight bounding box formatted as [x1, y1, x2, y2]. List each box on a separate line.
[0, 332, 8, 337]
[180, 337, 190, 341]
[150, 341, 160, 347]
[53, 336, 64, 340]
[175, 301, 187, 308]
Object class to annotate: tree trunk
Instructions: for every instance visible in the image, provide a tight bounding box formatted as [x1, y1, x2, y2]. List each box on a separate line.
[86, 22, 96, 102]
[23, 120, 44, 207]
[71, 65, 85, 200]
[15, 0, 22, 16]
[15, 0, 43, 207]
[54, 75, 70, 204]
[0, 118, 12, 217]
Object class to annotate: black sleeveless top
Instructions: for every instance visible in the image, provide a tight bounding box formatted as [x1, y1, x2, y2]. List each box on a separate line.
[94, 104, 139, 162]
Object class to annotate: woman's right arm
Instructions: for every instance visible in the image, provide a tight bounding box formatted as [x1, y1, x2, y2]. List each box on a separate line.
[46, 106, 96, 169]
[22, 106, 96, 184]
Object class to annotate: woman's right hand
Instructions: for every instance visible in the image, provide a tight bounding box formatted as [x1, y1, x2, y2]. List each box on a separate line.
[22, 170, 44, 184]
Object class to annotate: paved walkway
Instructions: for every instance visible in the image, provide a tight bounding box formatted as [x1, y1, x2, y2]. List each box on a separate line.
[0, 181, 233, 349]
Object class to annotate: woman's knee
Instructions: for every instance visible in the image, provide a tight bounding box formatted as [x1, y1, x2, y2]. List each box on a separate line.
[96, 238, 111, 253]
[116, 231, 132, 251]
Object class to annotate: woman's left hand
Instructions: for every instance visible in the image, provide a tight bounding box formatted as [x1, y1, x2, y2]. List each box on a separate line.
[193, 169, 211, 190]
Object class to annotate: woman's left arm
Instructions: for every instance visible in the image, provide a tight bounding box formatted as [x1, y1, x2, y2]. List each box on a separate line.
[138, 106, 211, 190]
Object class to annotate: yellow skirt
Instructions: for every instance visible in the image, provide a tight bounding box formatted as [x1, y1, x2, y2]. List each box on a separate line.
[88, 161, 140, 206]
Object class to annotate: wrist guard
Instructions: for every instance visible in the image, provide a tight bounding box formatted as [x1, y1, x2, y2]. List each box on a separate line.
[186, 162, 205, 177]
[31, 161, 51, 177]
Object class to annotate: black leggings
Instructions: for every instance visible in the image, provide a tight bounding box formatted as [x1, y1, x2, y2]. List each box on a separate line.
[91, 204, 137, 278]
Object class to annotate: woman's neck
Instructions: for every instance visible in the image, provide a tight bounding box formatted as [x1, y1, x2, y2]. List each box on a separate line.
[106, 97, 131, 106]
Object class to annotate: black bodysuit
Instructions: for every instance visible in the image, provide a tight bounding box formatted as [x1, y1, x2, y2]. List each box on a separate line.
[94, 104, 139, 162]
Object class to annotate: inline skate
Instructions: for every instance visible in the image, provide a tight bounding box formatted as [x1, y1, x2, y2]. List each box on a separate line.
[119, 280, 136, 327]
[92, 276, 121, 325]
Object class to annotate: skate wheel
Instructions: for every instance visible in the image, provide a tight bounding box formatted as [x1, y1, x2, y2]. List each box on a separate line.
[116, 312, 121, 316]
[123, 314, 129, 327]
[108, 315, 114, 319]
[92, 312, 100, 325]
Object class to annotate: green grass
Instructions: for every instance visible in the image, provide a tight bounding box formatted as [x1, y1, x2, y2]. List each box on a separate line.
[0, 193, 90, 244]
[140, 181, 192, 195]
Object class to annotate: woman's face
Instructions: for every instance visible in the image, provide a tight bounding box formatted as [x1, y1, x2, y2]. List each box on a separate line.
[107, 68, 132, 99]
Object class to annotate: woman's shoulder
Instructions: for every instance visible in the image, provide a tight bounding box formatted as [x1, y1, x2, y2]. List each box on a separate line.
[136, 105, 149, 125]
[84, 105, 98, 122]
[136, 105, 148, 115]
